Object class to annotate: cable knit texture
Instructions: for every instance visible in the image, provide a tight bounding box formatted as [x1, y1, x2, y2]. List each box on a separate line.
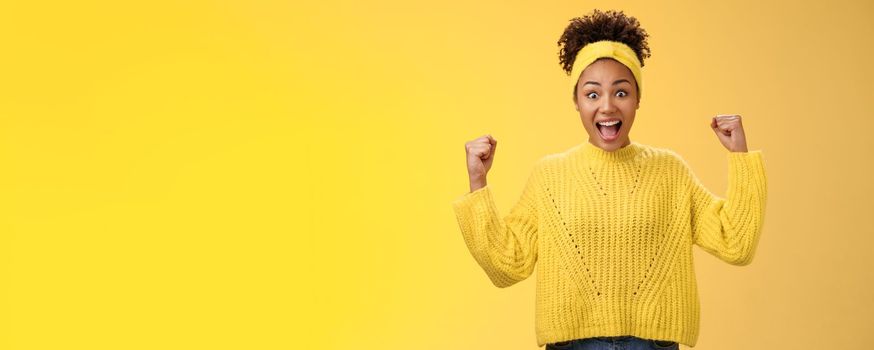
[451, 141, 767, 348]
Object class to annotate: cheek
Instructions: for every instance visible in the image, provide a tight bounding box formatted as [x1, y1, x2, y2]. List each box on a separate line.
[579, 104, 597, 118]
[621, 100, 638, 112]
[578, 109, 595, 125]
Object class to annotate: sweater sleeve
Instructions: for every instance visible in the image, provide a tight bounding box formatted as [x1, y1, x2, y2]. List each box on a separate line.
[688, 150, 768, 266]
[451, 166, 540, 288]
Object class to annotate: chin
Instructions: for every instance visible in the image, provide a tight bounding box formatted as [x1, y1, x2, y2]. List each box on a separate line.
[588, 127, 630, 151]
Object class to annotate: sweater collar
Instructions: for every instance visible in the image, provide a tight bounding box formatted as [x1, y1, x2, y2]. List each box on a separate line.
[578, 140, 645, 163]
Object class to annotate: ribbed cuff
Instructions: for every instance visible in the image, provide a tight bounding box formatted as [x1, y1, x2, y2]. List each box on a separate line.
[452, 185, 495, 224]
[727, 150, 765, 184]
[725, 149, 766, 230]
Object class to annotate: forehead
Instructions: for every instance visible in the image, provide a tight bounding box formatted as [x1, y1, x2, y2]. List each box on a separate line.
[579, 58, 634, 80]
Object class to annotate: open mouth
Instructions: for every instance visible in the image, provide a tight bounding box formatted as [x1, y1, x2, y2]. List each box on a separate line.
[596, 120, 622, 141]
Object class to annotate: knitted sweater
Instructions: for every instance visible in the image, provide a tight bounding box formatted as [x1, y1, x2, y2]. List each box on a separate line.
[451, 140, 767, 347]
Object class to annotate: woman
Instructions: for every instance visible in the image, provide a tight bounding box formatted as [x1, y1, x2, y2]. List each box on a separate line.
[452, 9, 767, 350]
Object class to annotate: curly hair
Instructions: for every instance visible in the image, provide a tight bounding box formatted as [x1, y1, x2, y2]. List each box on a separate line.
[557, 9, 651, 100]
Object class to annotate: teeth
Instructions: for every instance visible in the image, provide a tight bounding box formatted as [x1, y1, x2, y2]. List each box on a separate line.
[597, 120, 620, 126]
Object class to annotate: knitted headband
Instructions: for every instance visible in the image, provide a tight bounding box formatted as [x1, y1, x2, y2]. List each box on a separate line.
[570, 40, 643, 98]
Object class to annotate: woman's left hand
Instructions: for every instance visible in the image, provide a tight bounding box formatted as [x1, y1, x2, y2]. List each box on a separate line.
[710, 114, 748, 152]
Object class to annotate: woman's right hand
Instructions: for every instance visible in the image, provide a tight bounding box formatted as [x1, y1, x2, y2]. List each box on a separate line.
[465, 134, 497, 192]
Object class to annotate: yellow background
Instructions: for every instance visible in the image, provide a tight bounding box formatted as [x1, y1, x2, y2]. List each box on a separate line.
[0, 1, 872, 349]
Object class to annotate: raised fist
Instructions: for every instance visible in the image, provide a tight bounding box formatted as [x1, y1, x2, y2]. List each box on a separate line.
[465, 134, 497, 183]
[711, 114, 749, 152]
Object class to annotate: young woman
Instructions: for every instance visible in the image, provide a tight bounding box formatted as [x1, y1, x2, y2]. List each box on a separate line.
[452, 9, 767, 350]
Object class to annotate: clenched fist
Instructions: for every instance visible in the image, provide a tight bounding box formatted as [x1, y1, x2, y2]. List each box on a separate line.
[711, 114, 749, 152]
[465, 134, 497, 192]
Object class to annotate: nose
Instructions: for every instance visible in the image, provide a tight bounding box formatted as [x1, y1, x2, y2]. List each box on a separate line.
[600, 95, 618, 113]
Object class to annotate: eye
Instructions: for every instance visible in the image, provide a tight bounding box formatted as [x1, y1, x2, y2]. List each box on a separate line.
[586, 92, 598, 99]
[616, 90, 627, 97]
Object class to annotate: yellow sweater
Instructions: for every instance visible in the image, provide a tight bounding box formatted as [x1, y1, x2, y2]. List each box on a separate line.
[451, 140, 767, 348]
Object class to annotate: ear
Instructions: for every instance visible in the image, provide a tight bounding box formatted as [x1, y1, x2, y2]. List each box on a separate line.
[572, 85, 580, 111]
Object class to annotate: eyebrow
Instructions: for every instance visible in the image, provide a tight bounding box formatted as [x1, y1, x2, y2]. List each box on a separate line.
[583, 79, 631, 86]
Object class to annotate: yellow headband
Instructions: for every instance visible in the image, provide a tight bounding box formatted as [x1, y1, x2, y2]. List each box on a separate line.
[570, 40, 643, 98]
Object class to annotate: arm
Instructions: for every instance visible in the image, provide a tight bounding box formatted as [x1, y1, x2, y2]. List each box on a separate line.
[451, 166, 540, 288]
[689, 151, 768, 266]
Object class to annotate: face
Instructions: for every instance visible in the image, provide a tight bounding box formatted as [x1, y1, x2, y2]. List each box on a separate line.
[573, 58, 640, 152]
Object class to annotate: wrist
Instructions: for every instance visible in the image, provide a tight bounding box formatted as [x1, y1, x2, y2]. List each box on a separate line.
[469, 177, 487, 192]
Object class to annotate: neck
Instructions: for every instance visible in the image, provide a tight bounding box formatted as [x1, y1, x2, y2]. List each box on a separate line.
[587, 136, 631, 151]
[580, 139, 643, 163]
